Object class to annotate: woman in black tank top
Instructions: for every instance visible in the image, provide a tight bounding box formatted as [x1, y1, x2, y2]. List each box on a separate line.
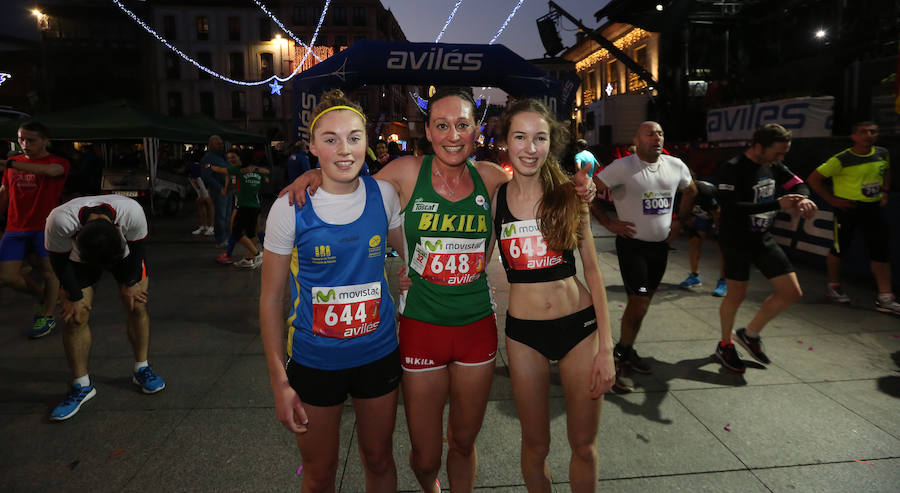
[493, 99, 615, 491]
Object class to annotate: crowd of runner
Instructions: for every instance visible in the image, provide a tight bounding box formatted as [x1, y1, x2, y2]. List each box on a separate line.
[0, 91, 897, 491]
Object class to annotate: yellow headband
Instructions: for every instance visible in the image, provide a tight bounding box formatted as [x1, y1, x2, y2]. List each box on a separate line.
[309, 105, 366, 134]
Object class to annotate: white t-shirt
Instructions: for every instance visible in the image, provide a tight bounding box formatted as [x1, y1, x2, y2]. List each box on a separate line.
[597, 154, 692, 242]
[266, 178, 402, 255]
[45, 194, 148, 262]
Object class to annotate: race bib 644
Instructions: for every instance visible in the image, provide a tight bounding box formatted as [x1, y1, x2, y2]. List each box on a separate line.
[311, 282, 381, 339]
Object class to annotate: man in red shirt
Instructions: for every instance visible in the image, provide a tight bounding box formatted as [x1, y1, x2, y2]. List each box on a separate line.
[0, 122, 70, 338]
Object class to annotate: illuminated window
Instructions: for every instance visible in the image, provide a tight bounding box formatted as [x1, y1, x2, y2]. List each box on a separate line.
[196, 16, 209, 40]
[259, 52, 274, 78]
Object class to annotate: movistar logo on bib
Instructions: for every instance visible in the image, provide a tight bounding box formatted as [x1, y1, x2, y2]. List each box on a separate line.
[501, 220, 541, 240]
[314, 289, 336, 302]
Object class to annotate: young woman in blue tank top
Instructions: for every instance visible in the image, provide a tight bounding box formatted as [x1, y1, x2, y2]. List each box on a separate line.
[259, 90, 405, 492]
[492, 100, 615, 491]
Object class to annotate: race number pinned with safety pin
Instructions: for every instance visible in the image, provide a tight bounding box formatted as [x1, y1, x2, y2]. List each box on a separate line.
[500, 219, 563, 270]
[311, 282, 381, 339]
[642, 191, 674, 215]
[410, 237, 485, 285]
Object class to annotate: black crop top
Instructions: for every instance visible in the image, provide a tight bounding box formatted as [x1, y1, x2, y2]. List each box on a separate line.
[494, 183, 577, 284]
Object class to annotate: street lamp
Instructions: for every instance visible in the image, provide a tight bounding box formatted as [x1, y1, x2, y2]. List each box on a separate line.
[814, 29, 827, 39]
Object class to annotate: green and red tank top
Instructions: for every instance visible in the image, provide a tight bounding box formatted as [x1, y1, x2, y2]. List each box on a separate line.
[400, 155, 493, 325]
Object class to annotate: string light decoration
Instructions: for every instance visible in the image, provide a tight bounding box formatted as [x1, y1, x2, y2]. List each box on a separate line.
[0, 73, 11, 87]
[252, 0, 322, 63]
[488, 0, 525, 45]
[478, 0, 526, 99]
[110, 0, 331, 90]
[435, 1, 464, 43]
[575, 28, 650, 72]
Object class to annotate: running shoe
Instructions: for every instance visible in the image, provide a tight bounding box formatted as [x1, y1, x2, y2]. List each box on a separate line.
[734, 328, 771, 364]
[825, 285, 851, 304]
[203, 226, 214, 236]
[619, 346, 652, 374]
[29, 316, 56, 339]
[712, 279, 727, 297]
[251, 251, 263, 268]
[132, 366, 166, 394]
[234, 257, 255, 268]
[679, 272, 702, 288]
[215, 253, 234, 265]
[875, 296, 900, 316]
[715, 342, 746, 373]
[612, 359, 634, 393]
[192, 226, 205, 235]
[50, 381, 97, 421]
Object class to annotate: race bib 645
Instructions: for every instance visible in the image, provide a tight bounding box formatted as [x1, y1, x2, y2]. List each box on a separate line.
[500, 220, 563, 270]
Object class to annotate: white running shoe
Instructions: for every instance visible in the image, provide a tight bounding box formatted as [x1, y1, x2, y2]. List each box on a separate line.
[875, 296, 900, 315]
[203, 226, 214, 236]
[191, 226, 205, 235]
[234, 257, 255, 268]
[252, 251, 263, 268]
[825, 285, 850, 304]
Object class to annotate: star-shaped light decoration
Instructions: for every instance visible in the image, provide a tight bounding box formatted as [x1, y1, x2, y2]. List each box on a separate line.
[605, 82, 614, 96]
[269, 80, 283, 95]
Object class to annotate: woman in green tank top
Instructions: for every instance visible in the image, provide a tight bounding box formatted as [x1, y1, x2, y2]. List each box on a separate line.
[279, 88, 598, 492]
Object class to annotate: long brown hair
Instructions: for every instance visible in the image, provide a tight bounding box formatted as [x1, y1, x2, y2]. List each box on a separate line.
[501, 99, 583, 250]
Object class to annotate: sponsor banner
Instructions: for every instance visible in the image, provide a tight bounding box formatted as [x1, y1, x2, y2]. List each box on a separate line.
[293, 40, 573, 141]
[706, 96, 834, 142]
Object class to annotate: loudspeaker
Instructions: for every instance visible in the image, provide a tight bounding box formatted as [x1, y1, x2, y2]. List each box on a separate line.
[537, 17, 564, 56]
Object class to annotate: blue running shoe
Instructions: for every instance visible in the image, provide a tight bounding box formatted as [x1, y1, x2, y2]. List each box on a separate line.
[29, 316, 56, 339]
[132, 365, 166, 394]
[712, 279, 727, 297]
[50, 382, 97, 421]
[679, 272, 702, 288]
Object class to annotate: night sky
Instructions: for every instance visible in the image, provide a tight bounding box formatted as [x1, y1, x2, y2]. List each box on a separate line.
[1, 0, 606, 101]
[2, 1, 605, 57]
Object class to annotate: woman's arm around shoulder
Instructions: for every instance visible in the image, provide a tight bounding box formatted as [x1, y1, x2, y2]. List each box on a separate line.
[474, 160, 511, 200]
[373, 155, 422, 206]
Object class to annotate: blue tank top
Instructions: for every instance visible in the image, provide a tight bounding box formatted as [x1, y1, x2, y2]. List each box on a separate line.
[287, 176, 397, 370]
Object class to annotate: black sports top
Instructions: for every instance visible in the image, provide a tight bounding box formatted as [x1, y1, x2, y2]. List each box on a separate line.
[494, 183, 577, 284]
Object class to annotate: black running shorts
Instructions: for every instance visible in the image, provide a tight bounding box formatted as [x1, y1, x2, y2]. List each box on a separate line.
[721, 234, 793, 282]
[232, 206, 260, 240]
[73, 259, 149, 288]
[286, 348, 401, 407]
[830, 201, 890, 262]
[615, 236, 670, 296]
[505, 306, 597, 361]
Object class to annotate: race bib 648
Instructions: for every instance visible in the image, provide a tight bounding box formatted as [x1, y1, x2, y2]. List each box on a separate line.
[410, 237, 485, 285]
